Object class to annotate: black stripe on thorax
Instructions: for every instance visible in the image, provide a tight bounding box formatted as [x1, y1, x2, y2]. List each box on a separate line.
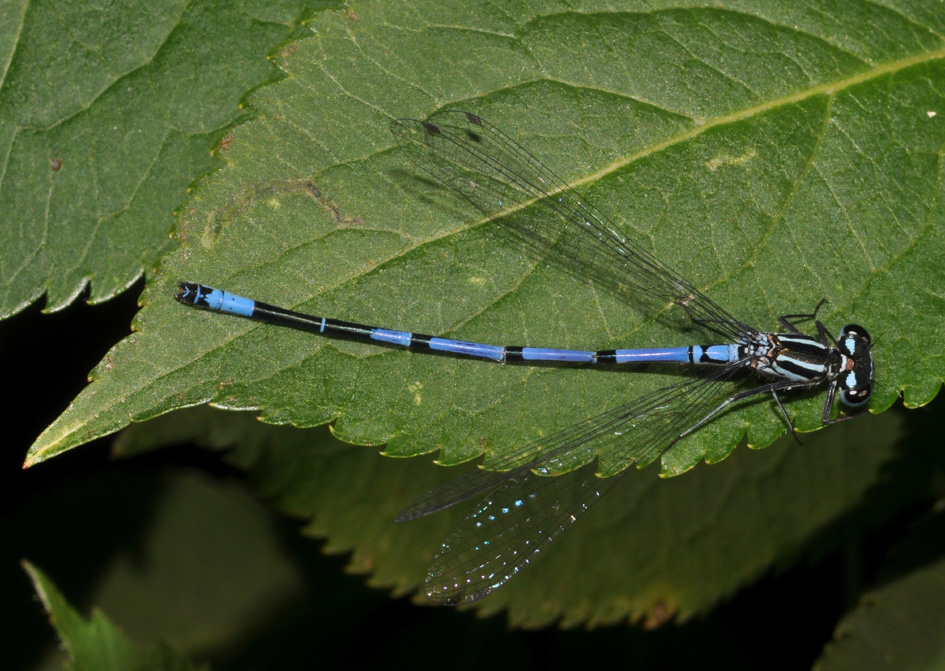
[775, 334, 828, 361]
[775, 356, 825, 381]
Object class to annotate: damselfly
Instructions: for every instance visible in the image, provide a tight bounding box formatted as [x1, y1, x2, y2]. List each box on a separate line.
[177, 111, 874, 606]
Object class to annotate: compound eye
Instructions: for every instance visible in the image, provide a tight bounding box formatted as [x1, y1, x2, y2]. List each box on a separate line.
[841, 383, 872, 407]
[841, 324, 870, 345]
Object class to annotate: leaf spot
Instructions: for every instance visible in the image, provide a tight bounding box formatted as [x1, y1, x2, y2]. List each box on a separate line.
[705, 147, 757, 172]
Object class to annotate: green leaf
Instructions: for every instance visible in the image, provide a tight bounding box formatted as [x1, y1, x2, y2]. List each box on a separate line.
[115, 404, 903, 624]
[24, 561, 203, 671]
[816, 510, 945, 670]
[0, 0, 321, 318]
[27, 0, 942, 467]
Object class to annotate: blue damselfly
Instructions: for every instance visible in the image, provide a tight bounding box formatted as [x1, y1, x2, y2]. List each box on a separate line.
[177, 111, 874, 605]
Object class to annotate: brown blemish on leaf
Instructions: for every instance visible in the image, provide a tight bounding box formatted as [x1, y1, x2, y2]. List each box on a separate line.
[197, 178, 363, 248]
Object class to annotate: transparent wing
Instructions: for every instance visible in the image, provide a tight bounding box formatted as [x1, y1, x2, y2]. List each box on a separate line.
[406, 365, 745, 605]
[390, 110, 750, 341]
[389, 111, 761, 604]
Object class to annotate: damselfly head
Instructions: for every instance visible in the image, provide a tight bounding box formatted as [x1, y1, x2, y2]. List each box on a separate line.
[838, 324, 873, 407]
